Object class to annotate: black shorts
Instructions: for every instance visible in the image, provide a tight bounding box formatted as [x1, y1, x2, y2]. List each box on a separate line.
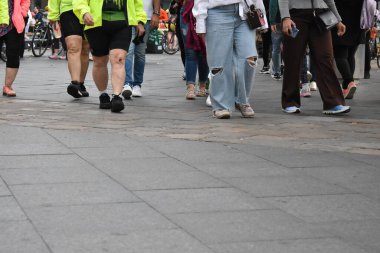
[84, 20, 132, 56]
[60, 10, 84, 38]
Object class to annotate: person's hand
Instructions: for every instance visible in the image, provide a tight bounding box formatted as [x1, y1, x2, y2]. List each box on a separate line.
[136, 23, 145, 37]
[337, 22, 346, 36]
[150, 14, 159, 29]
[271, 24, 277, 33]
[282, 17, 296, 36]
[83, 12, 94, 26]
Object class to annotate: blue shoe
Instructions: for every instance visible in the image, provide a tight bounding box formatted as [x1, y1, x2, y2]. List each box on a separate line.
[323, 105, 350, 115]
[282, 106, 301, 114]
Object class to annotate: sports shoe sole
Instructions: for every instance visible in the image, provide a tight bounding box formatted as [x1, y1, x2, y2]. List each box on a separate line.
[67, 85, 83, 98]
[344, 86, 356, 99]
[323, 107, 350, 115]
[282, 108, 301, 114]
[122, 89, 132, 100]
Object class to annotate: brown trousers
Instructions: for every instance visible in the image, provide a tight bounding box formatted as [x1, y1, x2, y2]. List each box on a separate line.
[282, 9, 345, 110]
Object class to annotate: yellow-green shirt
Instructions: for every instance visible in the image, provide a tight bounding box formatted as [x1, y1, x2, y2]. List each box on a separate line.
[48, 0, 74, 21]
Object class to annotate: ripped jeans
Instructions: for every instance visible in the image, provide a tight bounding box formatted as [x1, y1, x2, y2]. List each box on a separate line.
[206, 4, 257, 111]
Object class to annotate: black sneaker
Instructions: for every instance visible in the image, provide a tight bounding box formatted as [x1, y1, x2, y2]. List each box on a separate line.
[111, 94, 124, 113]
[79, 83, 89, 97]
[259, 66, 270, 74]
[271, 73, 282, 80]
[67, 81, 83, 98]
[99, 93, 111, 109]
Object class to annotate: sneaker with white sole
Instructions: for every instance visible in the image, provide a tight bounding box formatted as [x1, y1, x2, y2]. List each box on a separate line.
[323, 105, 350, 115]
[235, 103, 255, 118]
[300, 83, 311, 97]
[342, 82, 357, 99]
[213, 110, 231, 119]
[132, 86, 142, 97]
[282, 106, 301, 114]
[259, 66, 270, 74]
[310, 81, 318, 91]
[122, 85, 132, 99]
[206, 95, 212, 107]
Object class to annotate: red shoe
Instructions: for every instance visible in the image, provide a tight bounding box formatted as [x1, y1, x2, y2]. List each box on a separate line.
[2, 86, 16, 97]
[342, 82, 357, 99]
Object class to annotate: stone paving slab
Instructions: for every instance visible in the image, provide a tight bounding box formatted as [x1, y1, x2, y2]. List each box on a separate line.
[0, 197, 27, 222]
[0, 179, 11, 196]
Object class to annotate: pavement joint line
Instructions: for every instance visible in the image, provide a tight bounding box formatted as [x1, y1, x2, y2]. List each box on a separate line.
[23, 200, 145, 209]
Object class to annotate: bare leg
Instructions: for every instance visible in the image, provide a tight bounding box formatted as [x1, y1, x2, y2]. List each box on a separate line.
[79, 40, 90, 83]
[65, 35, 83, 82]
[109, 49, 127, 95]
[92, 55, 109, 92]
[5, 68, 18, 87]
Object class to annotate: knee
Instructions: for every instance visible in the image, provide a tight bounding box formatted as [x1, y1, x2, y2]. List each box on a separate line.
[247, 56, 257, 68]
[67, 43, 81, 54]
[211, 68, 223, 76]
[110, 52, 126, 66]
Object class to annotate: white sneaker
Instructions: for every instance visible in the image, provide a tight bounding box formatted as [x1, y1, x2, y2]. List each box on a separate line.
[310, 81, 318, 91]
[206, 95, 212, 107]
[300, 83, 311, 97]
[132, 86, 142, 97]
[122, 85, 132, 99]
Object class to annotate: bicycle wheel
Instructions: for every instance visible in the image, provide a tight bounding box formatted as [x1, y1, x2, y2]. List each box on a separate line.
[0, 41, 6, 62]
[163, 31, 179, 55]
[32, 27, 50, 57]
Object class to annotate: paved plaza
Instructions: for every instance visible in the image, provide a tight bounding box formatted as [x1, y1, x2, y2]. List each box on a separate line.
[0, 52, 380, 253]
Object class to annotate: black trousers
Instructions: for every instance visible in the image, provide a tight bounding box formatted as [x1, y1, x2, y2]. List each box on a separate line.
[333, 44, 359, 89]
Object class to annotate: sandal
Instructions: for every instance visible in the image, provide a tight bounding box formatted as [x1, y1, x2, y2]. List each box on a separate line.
[3, 86, 16, 97]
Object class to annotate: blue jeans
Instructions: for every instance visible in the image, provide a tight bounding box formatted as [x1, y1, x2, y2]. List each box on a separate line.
[206, 4, 257, 111]
[271, 27, 283, 75]
[124, 22, 151, 87]
[180, 8, 209, 85]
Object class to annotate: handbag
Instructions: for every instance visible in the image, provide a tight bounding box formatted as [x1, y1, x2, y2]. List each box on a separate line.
[311, 0, 339, 32]
[244, 0, 266, 30]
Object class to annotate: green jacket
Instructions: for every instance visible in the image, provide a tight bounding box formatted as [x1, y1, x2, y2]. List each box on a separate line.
[0, 0, 9, 25]
[73, 0, 147, 30]
[48, 0, 74, 21]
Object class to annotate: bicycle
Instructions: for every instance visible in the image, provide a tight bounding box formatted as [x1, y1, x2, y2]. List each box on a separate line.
[160, 18, 179, 55]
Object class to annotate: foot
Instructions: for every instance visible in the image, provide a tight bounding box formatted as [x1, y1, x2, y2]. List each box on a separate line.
[122, 85, 132, 100]
[213, 110, 231, 119]
[186, 86, 196, 100]
[79, 83, 89, 97]
[48, 54, 59, 60]
[132, 86, 142, 97]
[342, 82, 357, 99]
[235, 103, 255, 118]
[99, 93, 111, 109]
[271, 73, 282, 80]
[196, 87, 207, 97]
[323, 105, 350, 115]
[310, 81, 318, 91]
[307, 71, 313, 81]
[259, 66, 270, 74]
[282, 106, 301, 114]
[2, 86, 16, 97]
[206, 95, 212, 107]
[111, 94, 125, 113]
[67, 81, 83, 98]
[300, 83, 311, 97]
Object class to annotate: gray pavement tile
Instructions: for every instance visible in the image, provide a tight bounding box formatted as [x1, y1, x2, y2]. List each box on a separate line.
[0, 166, 106, 185]
[209, 238, 368, 253]
[0, 179, 11, 196]
[0, 125, 60, 144]
[168, 210, 330, 244]
[42, 229, 214, 253]
[72, 146, 166, 160]
[263, 194, 380, 223]
[0, 221, 50, 253]
[341, 181, 380, 202]
[26, 203, 176, 235]
[104, 170, 227, 191]
[11, 180, 139, 207]
[224, 175, 352, 197]
[0, 197, 26, 222]
[94, 157, 196, 174]
[47, 129, 138, 148]
[135, 188, 273, 214]
[317, 219, 380, 253]
[0, 143, 71, 155]
[0, 154, 88, 169]
[194, 161, 293, 178]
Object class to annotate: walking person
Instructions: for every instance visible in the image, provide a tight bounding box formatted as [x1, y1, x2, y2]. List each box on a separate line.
[269, 0, 283, 80]
[74, 0, 147, 112]
[193, 0, 268, 119]
[332, 0, 365, 100]
[259, 0, 271, 74]
[0, 0, 30, 97]
[279, 0, 350, 115]
[48, 0, 91, 98]
[122, 0, 160, 99]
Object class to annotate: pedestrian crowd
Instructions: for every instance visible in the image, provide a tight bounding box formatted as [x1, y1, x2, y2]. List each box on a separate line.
[1, 0, 379, 118]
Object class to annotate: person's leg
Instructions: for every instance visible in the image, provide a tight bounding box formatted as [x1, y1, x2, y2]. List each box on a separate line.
[300, 53, 311, 97]
[125, 26, 136, 87]
[271, 28, 283, 76]
[79, 40, 90, 83]
[206, 5, 235, 115]
[65, 35, 83, 82]
[364, 31, 371, 78]
[309, 26, 345, 109]
[347, 44, 359, 80]
[92, 55, 109, 92]
[282, 11, 309, 110]
[260, 29, 271, 73]
[196, 51, 209, 97]
[109, 48, 127, 96]
[3, 28, 22, 96]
